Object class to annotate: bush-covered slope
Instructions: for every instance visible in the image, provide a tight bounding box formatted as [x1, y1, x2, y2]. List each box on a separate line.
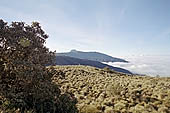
[51, 65, 170, 113]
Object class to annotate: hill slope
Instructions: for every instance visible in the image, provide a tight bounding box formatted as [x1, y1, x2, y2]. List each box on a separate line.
[56, 50, 128, 63]
[55, 56, 132, 74]
[51, 65, 170, 113]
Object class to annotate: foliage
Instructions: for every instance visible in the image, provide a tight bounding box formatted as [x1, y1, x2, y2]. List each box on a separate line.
[103, 66, 115, 73]
[107, 83, 124, 96]
[79, 105, 99, 113]
[52, 65, 170, 112]
[0, 19, 78, 113]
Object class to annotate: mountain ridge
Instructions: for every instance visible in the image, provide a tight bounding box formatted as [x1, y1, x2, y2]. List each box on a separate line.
[55, 55, 132, 74]
[56, 50, 128, 63]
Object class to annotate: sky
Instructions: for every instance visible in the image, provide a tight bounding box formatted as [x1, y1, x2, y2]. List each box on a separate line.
[1, 0, 170, 56]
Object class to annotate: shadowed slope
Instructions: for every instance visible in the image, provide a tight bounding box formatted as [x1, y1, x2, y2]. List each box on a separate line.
[55, 56, 132, 74]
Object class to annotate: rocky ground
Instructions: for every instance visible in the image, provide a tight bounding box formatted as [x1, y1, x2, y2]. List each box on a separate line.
[51, 65, 170, 113]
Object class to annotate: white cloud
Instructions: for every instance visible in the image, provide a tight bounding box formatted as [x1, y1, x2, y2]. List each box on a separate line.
[104, 55, 170, 77]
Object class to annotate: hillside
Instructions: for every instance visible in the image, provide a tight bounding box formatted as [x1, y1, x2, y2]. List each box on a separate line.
[51, 65, 170, 113]
[56, 50, 128, 63]
[55, 56, 132, 74]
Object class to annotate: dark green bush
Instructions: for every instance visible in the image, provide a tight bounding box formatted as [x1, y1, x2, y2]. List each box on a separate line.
[0, 19, 78, 113]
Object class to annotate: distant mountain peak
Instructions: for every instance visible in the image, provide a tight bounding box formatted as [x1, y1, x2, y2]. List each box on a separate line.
[70, 49, 78, 52]
[56, 50, 128, 63]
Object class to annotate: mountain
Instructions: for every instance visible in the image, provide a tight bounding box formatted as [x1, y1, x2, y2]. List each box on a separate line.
[56, 50, 128, 63]
[55, 56, 132, 74]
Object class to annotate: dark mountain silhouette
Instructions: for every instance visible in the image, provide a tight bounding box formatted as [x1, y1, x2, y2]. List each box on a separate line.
[56, 50, 128, 63]
[55, 56, 132, 74]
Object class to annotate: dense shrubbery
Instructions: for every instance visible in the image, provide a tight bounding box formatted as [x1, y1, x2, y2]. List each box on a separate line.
[52, 65, 170, 113]
[0, 19, 78, 113]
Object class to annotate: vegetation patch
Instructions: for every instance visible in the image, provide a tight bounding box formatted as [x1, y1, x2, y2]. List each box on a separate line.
[52, 65, 170, 113]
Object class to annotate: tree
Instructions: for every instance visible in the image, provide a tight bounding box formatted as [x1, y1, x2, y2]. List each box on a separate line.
[0, 19, 77, 113]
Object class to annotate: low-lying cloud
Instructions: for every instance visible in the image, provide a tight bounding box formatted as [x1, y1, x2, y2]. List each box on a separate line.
[104, 55, 170, 77]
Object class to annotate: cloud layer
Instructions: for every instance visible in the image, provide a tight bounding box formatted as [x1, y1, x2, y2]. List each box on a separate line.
[104, 55, 170, 77]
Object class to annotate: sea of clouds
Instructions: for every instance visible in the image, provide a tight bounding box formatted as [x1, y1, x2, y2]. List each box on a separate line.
[104, 55, 170, 77]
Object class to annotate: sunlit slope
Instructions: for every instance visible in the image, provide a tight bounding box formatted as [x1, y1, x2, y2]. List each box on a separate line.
[52, 65, 170, 113]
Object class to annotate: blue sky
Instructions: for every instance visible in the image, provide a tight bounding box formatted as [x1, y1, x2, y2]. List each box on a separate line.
[1, 0, 170, 56]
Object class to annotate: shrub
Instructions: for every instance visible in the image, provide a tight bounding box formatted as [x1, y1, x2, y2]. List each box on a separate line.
[80, 105, 99, 113]
[107, 83, 124, 96]
[0, 19, 78, 113]
[103, 66, 115, 74]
